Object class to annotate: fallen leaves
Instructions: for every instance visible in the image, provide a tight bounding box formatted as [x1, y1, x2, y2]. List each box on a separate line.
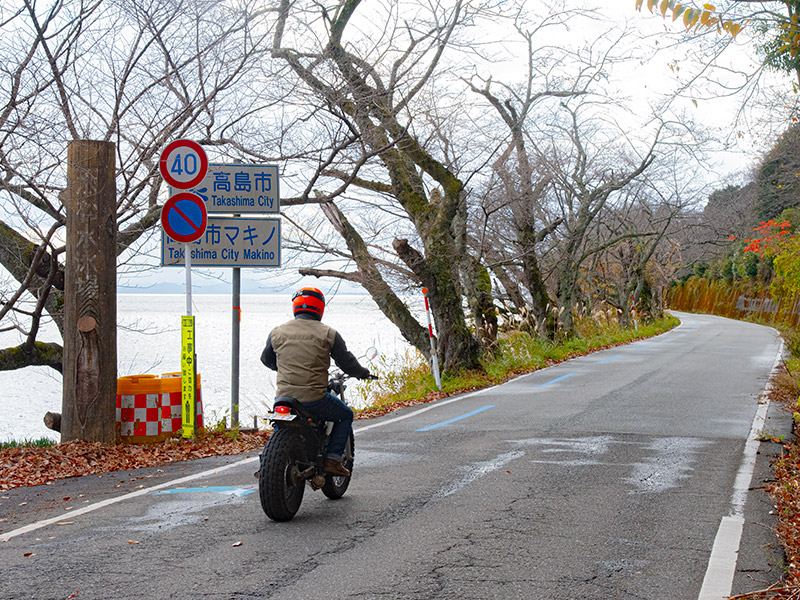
[0, 431, 271, 490]
[736, 366, 800, 599]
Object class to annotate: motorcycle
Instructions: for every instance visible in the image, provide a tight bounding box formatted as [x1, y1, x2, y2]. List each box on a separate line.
[258, 348, 378, 522]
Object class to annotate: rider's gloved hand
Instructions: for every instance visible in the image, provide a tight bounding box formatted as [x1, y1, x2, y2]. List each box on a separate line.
[361, 372, 379, 380]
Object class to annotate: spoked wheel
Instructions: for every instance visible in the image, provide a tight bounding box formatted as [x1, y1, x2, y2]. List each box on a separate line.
[259, 429, 306, 521]
[322, 432, 354, 500]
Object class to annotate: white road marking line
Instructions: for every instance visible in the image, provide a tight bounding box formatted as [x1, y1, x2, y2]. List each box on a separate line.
[697, 340, 784, 600]
[0, 456, 258, 543]
[435, 450, 525, 498]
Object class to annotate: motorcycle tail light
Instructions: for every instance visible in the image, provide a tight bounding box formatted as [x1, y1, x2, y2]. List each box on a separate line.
[275, 405, 291, 415]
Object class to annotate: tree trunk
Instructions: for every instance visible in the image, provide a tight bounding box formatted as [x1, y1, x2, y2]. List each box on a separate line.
[394, 237, 481, 372]
[61, 140, 118, 443]
[518, 225, 557, 338]
[463, 256, 498, 348]
[318, 201, 431, 357]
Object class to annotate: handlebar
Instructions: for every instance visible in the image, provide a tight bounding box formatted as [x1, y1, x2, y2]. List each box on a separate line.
[328, 371, 379, 383]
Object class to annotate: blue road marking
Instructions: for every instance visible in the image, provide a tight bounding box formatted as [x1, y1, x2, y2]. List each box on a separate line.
[538, 373, 575, 388]
[598, 355, 621, 364]
[416, 405, 495, 432]
[154, 486, 254, 497]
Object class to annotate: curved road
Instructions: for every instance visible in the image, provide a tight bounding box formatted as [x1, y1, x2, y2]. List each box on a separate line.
[0, 312, 788, 599]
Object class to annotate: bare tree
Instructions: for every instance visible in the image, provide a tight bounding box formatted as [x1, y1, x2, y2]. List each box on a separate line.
[534, 100, 662, 334]
[465, 9, 627, 337]
[0, 0, 274, 371]
[269, 0, 486, 372]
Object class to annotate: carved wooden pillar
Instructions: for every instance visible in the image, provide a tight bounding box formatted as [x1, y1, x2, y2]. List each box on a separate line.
[61, 140, 117, 442]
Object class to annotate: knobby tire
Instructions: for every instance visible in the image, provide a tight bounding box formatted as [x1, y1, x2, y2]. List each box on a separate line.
[259, 428, 305, 521]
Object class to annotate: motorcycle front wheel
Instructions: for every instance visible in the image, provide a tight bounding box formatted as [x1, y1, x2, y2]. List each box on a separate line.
[259, 428, 306, 521]
[322, 432, 354, 500]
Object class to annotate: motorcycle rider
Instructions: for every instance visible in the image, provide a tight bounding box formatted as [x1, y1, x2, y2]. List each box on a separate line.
[260, 287, 372, 477]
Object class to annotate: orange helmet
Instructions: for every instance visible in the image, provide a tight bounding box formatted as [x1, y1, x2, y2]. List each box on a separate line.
[292, 287, 325, 319]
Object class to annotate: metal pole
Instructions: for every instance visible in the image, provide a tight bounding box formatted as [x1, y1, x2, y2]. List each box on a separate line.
[231, 160, 242, 430]
[185, 242, 192, 316]
[182, 242, 196, 439]
[231, 267, 240, 428]
[422, 287, 442, 390]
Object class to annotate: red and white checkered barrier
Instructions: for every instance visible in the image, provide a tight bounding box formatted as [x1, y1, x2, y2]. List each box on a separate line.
[116, 374, 203, 440]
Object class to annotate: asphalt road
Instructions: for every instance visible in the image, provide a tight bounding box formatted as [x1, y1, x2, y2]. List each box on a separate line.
[0, 312, 790, 600]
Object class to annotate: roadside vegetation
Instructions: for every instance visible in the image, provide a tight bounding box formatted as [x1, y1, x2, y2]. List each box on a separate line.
[0, 438, 55, 450]
[357, 313, 678, 418]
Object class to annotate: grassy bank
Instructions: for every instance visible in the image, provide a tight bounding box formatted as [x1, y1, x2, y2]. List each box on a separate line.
[0, 437, 55, 450]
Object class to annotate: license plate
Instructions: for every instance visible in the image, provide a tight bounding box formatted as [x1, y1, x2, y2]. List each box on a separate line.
[268, 413, 297, 422]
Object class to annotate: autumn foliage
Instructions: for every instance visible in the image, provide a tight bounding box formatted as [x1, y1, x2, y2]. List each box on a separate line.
[0, 431, 271, 490]
[742, 219, 793, 256]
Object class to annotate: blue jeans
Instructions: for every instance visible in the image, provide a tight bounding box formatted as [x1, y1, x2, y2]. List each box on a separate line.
[302, 392, 354, 462]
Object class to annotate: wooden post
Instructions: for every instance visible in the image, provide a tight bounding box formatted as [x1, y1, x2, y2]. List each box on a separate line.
[61, 140, 117, 443]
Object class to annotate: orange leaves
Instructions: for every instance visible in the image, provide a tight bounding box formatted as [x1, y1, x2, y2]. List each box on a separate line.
[635, 0, 744, 37]
[743, 239, 761, 253]
[743, 219, 793, 256]
[0, 431, 271, 490]
[753, 219, 791, 232]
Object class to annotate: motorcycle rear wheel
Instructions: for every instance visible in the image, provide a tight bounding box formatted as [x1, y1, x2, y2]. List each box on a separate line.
[322, 432, 354, 499]
[259, 428, 306, 521]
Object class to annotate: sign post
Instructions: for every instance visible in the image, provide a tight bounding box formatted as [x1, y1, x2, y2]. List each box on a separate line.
[160, 140, 208, 438]
[160, 151, 280, 431]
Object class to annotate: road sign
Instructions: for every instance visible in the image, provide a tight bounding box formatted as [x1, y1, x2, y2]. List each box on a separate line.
[161, 216, 280, 267]
[170, 164, 279, 214]
[160, 139, 209, 189]
[161, 193, 208, 243]
[181, 316, 196, 439]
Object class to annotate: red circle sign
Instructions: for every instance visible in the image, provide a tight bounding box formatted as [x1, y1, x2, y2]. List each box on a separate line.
[161, 193, 207, 243]
[159, 140, 208, 189]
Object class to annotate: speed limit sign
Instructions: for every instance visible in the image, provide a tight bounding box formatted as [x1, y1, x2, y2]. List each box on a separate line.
[159, 139, 208, 190]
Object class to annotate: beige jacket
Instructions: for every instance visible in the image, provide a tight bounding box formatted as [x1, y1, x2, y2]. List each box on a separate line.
[267, 318, 337, 403]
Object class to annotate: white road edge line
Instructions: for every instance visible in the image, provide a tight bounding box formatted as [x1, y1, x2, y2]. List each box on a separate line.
[0, 456, 259, 543]
[697, 339, 784, 600]
[2, 369, 522, 543]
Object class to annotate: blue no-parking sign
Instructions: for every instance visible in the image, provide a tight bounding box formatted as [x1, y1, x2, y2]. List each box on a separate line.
[161, 192, 208, 243]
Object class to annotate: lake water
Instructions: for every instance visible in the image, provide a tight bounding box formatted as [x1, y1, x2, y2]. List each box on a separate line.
[0, 293, 416, 443]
